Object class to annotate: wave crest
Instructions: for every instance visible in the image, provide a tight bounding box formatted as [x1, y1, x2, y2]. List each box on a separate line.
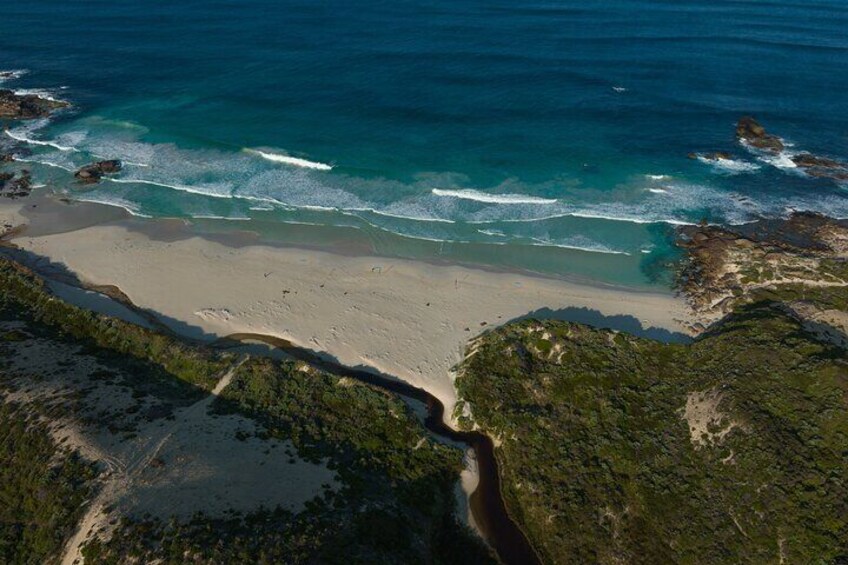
[244, 148, 332, 171]
[431, 188, 558, 205]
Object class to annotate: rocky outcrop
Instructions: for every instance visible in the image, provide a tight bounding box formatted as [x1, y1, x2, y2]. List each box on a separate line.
[676, 213, 848, 318]
[74, 160, 122, 184]
[0, 169, 32, 199]
[0, 89, 68, 120]
[735, 117, 784, 153]
[790, 153, 848, 181]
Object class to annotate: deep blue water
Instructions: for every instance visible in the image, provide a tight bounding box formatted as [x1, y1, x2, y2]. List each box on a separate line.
[2, 0, 847, 286]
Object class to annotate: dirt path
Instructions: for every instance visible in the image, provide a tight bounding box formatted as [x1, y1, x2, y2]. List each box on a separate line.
[59, 358, 246, 565]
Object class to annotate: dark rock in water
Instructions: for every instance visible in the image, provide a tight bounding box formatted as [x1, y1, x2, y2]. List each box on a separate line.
[735, 117, 784, 153]
[792, 153, 841, 169]
[0, 153, 14, 163]
[74, 160, 123, 184]
[97, 159, 122, 174]
[791, 153, 848, 181]
[0, 169, 33, 199]
[0, 89, 68, 120]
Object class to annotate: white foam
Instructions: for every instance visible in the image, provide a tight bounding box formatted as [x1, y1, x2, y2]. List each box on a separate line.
[14, 157, 75, 172]
[612, 86, 628, 93]
[245, 148, 332, 171]
[758, 152, 799, 171]
[646, 174, 671, 181]
[106, 177, 234, 199]
[477, 229, 507, 237]
[739, 139, 801, 172]
[4, 129, 78, 152]
[567, 211, 695, 226]
[432, 188, 558, 205]
[0, 70, 28, 83]
[528, 237, 631, 256]
[695, 154, 761, 174]
[356, 207, 457, 224]
[189, 214, 251, 221]
[73, 195, 152, 218]
[647, 188, 669, 194]
[13, 88, 67, 104]
[469, 211, 695, 226]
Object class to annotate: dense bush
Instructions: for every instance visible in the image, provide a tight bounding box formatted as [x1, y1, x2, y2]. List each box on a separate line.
[0, 401, 98, 565]
[456, 303, 848, 564]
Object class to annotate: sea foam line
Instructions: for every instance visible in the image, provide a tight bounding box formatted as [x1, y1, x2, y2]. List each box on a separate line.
[72, 195, 153, 218]
[695, 154, 761, 174]
[14, 158, 75, 172]
[189, 214, 251, 221]
[0, 69, 28, 82]
[244, 148, 332, 171]
[4, 129, 78, 152]
[106, 177, 234, 199]
[351, 207, 457, 224]
[13, 88, 67, 104]
[468, 211, 695, 226]
[432, 188, 558, 205]
[528, 238, 631, 256]
[568, 211, 695, 226]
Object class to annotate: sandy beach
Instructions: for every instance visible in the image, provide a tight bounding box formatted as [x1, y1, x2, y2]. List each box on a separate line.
[1, 198, 692, 424]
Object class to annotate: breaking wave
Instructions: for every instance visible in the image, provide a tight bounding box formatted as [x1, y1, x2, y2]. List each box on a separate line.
[432, 188, 558, 205]
[695, 154, 761, 174]
[244, 148, 332, 171]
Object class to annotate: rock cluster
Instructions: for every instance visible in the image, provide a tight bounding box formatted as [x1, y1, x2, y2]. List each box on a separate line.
[693, 117, 848, 181]
[676, 213, 848, 317]
[0, 169, 32, 199]
[0, 89, 68, 120]
[74, 160, 122, 184]
[735, 116, 785, 153]
[790, 153, 848, 180]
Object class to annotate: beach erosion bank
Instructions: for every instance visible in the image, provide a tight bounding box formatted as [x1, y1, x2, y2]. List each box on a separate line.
[1, 196, 693, 424]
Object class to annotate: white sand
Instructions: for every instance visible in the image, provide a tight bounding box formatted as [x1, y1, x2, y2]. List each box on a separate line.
[11, 222, 691, 424]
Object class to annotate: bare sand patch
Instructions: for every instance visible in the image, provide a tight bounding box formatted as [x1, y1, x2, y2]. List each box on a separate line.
[682, 389, 741, 448]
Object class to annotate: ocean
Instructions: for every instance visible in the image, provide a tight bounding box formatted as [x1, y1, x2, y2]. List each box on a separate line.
[2, 0, 847, 287]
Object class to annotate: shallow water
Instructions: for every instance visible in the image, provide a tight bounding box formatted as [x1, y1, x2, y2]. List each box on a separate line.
[2, 0, 847, 286]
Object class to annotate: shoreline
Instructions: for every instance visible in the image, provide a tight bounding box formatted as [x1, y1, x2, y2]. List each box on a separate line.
[2, 196, 694, 425]
[12, 189, 670, 291]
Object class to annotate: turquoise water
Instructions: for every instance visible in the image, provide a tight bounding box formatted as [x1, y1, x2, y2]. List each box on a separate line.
[2, 0, 847, 286]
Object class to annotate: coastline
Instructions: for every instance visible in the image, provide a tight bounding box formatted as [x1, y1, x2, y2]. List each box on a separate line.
[1, 196, 693, 427]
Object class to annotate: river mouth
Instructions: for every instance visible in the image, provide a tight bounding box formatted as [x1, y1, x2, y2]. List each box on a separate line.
[212, 332, 541, 565]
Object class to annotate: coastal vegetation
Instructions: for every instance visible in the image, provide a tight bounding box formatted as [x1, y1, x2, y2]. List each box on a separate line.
[0, 256, 492, 564]
[0, 400, 98, 565]
[455, 299, 848, 563]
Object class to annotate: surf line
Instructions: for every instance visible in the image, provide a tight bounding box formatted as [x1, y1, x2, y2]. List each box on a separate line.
[244, 148, 333, 171]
